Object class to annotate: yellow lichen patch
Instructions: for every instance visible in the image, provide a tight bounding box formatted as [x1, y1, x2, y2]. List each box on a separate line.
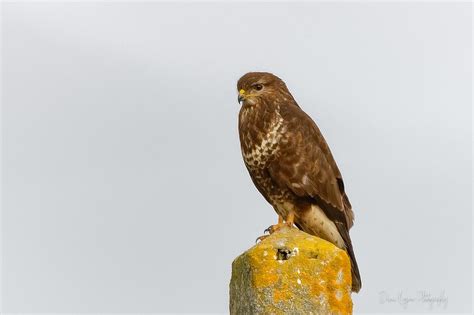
[272, 282, 292, 303]
[230, 226, 353, 314]
[322, 250, 353, 314]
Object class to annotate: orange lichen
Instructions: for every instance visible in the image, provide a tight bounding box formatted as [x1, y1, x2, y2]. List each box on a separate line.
[272, 283, 292, 303]
[231, 227, 353, 314]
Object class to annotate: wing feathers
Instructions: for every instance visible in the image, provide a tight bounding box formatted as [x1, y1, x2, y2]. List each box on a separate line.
[271, 105, 354, 229]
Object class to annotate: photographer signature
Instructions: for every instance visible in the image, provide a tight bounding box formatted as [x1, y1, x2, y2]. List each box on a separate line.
[379, 290, 448, 310]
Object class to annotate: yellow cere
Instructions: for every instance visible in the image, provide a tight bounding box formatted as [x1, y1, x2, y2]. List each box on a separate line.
[239, 89, 246, 95]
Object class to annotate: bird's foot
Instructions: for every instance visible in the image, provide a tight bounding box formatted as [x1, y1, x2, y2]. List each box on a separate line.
[264, 222, 289, 234]
[255, 213, 295, 243]
[255, 223, 292, 243]
[255, 234, 269, 243]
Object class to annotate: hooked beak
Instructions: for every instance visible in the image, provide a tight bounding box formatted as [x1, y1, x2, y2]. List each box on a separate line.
[238, 89, 245, 104]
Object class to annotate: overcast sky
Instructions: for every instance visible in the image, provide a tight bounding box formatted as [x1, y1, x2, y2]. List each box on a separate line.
[2, 2, 472, 314]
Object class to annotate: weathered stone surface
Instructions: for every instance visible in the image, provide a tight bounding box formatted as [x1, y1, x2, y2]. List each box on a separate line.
[230, 227, 352, 314]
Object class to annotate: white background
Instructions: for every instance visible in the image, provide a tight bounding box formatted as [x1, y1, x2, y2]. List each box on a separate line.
[1, 2, 472, 313]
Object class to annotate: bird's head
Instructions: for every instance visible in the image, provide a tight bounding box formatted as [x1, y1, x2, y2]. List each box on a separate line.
[237, 72, 290, 106]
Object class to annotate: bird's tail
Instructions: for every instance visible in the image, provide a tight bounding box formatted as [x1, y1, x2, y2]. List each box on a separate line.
[346, 238, 362, 293]
[335, 222, 362, 292]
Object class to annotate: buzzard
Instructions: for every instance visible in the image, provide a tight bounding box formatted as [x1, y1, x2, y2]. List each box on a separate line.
[237, 72, 361, 292]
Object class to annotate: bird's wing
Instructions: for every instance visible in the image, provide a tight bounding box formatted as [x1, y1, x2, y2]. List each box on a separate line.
[268, 105, 354, 229]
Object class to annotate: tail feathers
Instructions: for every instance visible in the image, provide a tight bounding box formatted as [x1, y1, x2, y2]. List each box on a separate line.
[346, 238, 362, 292]
[335, 222, 362, 292]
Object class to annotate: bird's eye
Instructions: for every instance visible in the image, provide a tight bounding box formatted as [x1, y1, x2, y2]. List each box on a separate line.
[254, 84, 263, 91]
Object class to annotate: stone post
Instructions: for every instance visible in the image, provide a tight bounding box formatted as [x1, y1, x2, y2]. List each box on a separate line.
[229, 227, 353, 314]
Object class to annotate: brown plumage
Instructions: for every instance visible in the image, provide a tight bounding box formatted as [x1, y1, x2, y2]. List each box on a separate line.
[237, 72, 361, 292]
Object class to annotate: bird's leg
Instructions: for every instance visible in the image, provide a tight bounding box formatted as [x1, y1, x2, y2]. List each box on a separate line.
[256, 215, 283, 242]
[265, 212, 295, 234]
[285, 212, 295, 227]
[256, 212, 296, 242]
[263, 215, 284, 234]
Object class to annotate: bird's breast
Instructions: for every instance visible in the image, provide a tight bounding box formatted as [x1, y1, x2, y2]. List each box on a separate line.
[240, 110, 286, 170]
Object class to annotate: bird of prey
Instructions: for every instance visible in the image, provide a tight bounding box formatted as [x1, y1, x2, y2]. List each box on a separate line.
[237, 72, 361, 292]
